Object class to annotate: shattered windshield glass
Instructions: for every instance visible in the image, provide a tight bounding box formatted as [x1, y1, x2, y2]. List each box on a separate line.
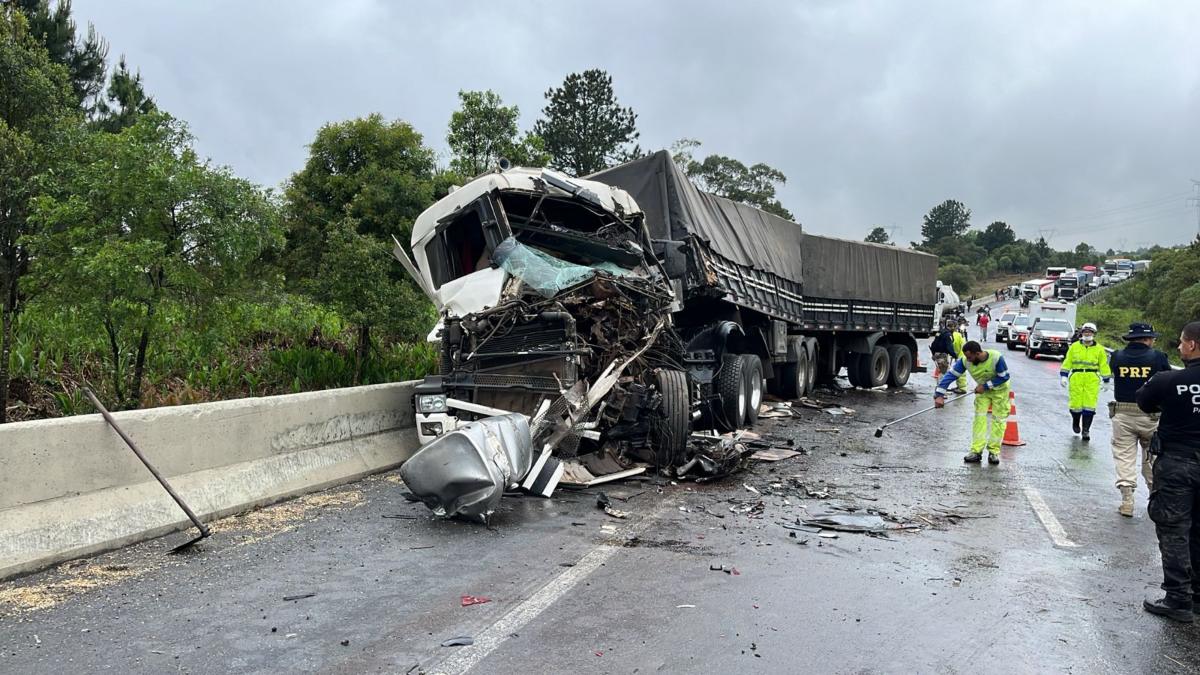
[490, 236, 634, 298]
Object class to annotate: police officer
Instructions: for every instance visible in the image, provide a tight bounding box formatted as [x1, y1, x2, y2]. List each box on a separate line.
[1138, 321, 1200, 623]
[1109, 323, 1172, 516]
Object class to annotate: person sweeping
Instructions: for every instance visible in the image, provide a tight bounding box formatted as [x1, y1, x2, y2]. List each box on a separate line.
[1061, 322, 1112, 441]
[934, 341, 1012, 465]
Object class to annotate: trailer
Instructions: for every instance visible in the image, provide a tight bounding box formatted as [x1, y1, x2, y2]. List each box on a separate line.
[1019, 278, 1056, 307]
[396, 151, 937, 482]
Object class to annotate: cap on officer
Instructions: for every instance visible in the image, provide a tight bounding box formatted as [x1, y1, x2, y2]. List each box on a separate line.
[1123, 323, 1160, 340]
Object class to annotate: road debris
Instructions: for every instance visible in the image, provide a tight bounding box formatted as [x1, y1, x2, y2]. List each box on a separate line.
[461, 595, 491, 607]
[440, 637, 475, 647]
[399, 413, 533, 523]
[282, 593, 316, 602]
[751, 447, 803, 462]
[596, 492, 630, 519]
[800, 507, 920, 535]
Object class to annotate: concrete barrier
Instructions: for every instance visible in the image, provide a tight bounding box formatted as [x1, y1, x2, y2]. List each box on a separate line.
[0, 381, 420, 580]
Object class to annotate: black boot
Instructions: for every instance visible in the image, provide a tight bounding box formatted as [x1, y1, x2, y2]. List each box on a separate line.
[1081, 413, 1094, 442]
[1144, 596, 1194, 623]
[1071, 412, 1081, 434]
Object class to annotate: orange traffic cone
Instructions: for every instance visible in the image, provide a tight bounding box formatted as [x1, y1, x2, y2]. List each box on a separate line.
[1002, 389, 1025, 446]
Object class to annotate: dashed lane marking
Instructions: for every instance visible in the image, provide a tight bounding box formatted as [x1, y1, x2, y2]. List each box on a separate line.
[1023, 485, 1079, 548]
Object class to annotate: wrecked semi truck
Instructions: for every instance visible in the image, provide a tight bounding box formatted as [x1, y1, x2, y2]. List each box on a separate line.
[395, 151, 937, 482]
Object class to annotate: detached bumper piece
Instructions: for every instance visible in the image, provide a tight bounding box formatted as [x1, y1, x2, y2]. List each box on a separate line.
[399, 414, 533, 523]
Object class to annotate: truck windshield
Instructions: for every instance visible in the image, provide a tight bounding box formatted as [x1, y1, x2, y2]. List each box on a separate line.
[1013, 316, 1031, 327]
[1000, 313, 1016, 322]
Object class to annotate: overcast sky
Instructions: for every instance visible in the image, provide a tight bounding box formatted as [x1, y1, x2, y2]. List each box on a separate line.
[73, 0, 1200, 251]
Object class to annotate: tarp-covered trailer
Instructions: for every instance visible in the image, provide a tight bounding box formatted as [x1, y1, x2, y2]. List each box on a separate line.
[589, 151, 937, 400]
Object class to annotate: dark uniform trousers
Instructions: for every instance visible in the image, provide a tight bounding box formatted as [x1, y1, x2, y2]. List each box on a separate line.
[1150, 450, 1200, 604]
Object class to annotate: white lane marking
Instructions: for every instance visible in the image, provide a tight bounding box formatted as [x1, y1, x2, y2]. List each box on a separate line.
[429, 508, 671, 675]
[1023, 485, 1079, 548]
[432, 543, 620, 674]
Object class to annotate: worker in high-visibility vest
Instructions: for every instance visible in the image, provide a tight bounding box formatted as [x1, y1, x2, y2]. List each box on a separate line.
[1060, 322, 1112, 441]
[934, 340, 1012, 465]
[951, 326, 968, 393]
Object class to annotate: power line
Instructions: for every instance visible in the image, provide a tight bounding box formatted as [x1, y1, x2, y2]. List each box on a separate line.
[1024, 191, 1193, 230]
[1189, 180, 1200, 238]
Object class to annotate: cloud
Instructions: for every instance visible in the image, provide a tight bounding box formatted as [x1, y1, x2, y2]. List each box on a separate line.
[74, 0, 1200, 249]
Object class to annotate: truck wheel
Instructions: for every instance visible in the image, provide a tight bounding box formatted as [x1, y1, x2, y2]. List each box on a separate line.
[845, 353, 864, 388]
[650, 369, 690, 467]
[885, 344, 912, 388]
[741, 354, 764, 425]
[1026, 346, 1037, 360]
[857, 345, 889, 389]
[715, 353, 746, 432]
[804, 342, 818, 395]
[777, 338, 809, 399]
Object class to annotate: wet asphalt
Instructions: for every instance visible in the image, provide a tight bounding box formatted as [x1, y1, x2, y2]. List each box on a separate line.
[1, 300, 1196, 674]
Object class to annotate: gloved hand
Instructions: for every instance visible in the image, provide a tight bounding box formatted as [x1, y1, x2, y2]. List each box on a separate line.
[1059, 375, 1069, 389]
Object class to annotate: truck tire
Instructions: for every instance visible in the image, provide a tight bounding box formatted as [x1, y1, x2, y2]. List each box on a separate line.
[741, 354, 764, 425]
[885, 344, 912, 388]
[1025, 346, 1037, 360]
[715, 353, 746, 432]
[777, 337, 809, 399]
[857, 345, 890, 389]
[650, 369, 690, 467]
[845, 353, 864, 388]
[804, 341, 818, 396]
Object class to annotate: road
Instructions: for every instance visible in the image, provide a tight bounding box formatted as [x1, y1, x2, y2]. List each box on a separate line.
[1, 300, 1195, 674]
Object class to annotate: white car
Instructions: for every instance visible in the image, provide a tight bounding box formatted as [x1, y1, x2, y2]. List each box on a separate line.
[994, 312, 1018, 342]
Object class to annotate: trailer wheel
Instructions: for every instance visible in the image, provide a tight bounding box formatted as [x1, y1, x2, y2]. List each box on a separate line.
[885, 344, 912, 388]
[741, 354, 764, 425]
[845, 353, 865, 388]
[804, 341, 818, 396]
[777, 338, 808, 399]
[715, 353, 746, 432]
[857, 346, 889, 389]
[650, 369, 690, 467]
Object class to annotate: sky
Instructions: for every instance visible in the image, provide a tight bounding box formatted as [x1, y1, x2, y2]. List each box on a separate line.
[72, 0, 1200, 251]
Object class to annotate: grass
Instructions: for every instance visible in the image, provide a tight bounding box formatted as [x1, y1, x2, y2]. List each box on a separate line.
[5, 295, 438, 422]
[966, 272, 1039, 301]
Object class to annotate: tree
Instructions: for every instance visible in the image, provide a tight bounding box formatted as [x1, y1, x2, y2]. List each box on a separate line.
[533, 69, 639, 175]
[920, 199, 972, 247]
[93, 55, 156, 132]
[865, 227, 891, 244]
[978, 220, 1015, 252]
[29, 114, 280, 409]
[282, 114, 439, 381]
[671, 139, 794, 219]
[13, 0, 107, 114]
[446, 90, 548, 175]
[0, 7, 77, 422]
[938, 263, 976, 294]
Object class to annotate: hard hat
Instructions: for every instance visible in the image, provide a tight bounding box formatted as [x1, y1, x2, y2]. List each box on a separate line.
[1081, 322, 1097, 333]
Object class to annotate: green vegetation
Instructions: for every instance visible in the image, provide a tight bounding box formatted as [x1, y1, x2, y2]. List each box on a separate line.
[1079, 239, 1200, 364]
[903, 198, 1174, 297]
